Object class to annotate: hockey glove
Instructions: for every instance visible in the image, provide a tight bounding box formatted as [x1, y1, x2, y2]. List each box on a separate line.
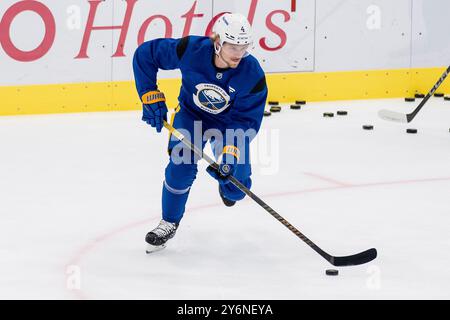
[206, 145, 240, 185]
[141, 90, 168, 133]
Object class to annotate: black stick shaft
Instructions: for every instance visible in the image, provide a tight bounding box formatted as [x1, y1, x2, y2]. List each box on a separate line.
[408, 65, 450, 122]
[163, 121, 377, 266]
[163, 121, 332, 261]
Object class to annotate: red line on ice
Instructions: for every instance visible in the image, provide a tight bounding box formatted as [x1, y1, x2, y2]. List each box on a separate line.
[65, 175, 450, 299]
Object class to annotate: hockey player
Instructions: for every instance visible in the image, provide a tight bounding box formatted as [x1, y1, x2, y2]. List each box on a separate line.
[132, 13, 268, 252]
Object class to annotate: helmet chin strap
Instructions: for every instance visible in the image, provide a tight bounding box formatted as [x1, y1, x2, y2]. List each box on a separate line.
[214, 42, 222, 55]
[214, 42, 232, 68]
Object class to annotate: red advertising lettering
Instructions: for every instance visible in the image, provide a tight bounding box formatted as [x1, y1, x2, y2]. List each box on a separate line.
[138, 15, 173, 46]
[0, 0, 56, 62]
[181, 1, 204, 37]
[0, 0, 291, 63]
[75, 0, 137, 59]
[259, 10, 290, 51]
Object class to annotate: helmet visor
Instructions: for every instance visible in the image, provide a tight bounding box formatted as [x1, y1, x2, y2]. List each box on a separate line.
[221, 42, 251, 57]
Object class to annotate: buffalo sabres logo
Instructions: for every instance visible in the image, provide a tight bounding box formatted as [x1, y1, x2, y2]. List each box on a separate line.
[193, 83, 231, 114]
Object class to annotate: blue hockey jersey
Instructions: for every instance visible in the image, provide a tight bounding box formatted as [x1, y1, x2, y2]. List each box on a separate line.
[133, 36, 268, 134]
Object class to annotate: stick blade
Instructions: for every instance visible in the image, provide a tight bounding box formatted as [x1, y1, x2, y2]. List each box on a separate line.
[378, 109, 408, 123]
[331, 248, 377, 266]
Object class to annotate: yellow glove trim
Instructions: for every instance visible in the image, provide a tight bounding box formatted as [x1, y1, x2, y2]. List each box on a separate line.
[142, 91, 166, 104]
[223, 145, 240, 161]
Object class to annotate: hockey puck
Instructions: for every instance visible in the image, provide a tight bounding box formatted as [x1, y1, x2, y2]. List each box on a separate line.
[295, 100, 306, 105]
[270, 106, 281, 112]
[323, 112, 334, 118]
[404, 97, 415, 102]
[363, 125, 374, 130]
[415, 93, 425, 98]
[290, 104, 301, 110]
[337, 110, 348, 116]
[406, 128, 418, 134]
[326, 269, 339, 276]
[263, 111, 271, 117]
[268, 101, 279, 106]
[434, 93, 444, 97]
[444, 96, 450, 101]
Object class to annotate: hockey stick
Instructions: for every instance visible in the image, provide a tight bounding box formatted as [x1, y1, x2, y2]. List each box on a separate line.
[378, 65, 450, 123]
[163, 120, 377, 266]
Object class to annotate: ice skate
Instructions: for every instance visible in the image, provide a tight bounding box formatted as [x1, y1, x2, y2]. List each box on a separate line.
[145, 219, 179, 253]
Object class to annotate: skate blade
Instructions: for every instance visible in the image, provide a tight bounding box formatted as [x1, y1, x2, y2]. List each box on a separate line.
[145, 243, 166, 254]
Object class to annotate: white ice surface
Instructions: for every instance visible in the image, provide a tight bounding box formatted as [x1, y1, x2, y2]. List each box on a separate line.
[1, 97, 450, 299]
